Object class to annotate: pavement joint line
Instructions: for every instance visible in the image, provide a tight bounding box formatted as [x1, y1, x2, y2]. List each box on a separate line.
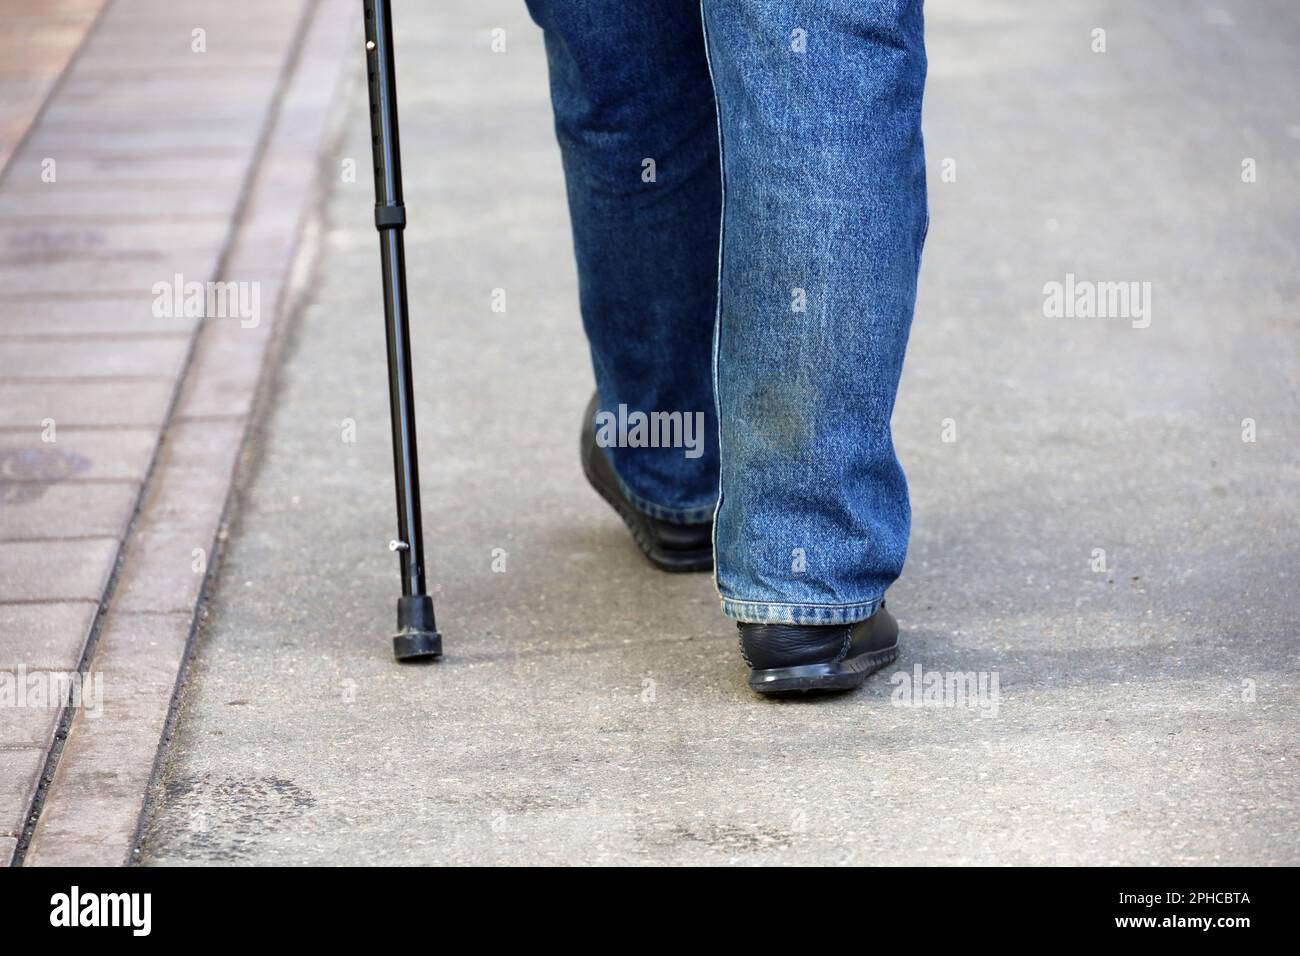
[0, 295, 177, 303]
[171, 418, 249, 427]
[0, 599, 101, 607]
[0, 600, 115, 607]
[0, 426, 168, 434]
[0, 478, 142, 486]
[0, 538, 131, 547]
[0, 334, 195, 343]
[101, 608, 198, 617]
[0, 376, 178, 384]
[0, 279, 228, 295]
[15, 0, 350, 868]
[0, 214, 235, 224]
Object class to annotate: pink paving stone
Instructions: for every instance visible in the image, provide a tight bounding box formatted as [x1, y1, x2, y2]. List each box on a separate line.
[1, 314, 200, 338]
[0, 337, 191, 380]
[38, 100, 265, 125]
[111, 418, 246, 614]
[0, 480, 140, 540]
[0, 184, 245, 220]
[0, 601, 98, 671]
[0, 257, 220, 295]
[173, 306, 280, 421]
[55, 71, 278, 99]
[21, 122, 270, 155]
[0, 536, 119, 603]
[0, 698, 62, 751]
[0, 379, 176, 427]
[0, 154, 246, 185]
[0, 428, 157, 482]
[0, 748, 47, 840]
[0, 221, 229, 260]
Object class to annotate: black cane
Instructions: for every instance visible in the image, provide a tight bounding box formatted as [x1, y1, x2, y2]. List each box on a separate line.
[361, 0, 442, 661]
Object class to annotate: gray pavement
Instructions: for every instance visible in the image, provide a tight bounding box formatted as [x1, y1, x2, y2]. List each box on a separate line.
[138, 0, 1298, 865]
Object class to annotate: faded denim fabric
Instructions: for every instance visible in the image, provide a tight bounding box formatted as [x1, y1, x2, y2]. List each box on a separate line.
[526, 0, 929, 624]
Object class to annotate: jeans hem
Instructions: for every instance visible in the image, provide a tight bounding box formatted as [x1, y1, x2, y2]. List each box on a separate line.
[720, 596, 884, 626]
[615, 472, 715, 525]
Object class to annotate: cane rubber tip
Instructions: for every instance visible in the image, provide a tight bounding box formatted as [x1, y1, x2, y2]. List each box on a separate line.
[393, 594, 443, 662]
[393, 629, 442, 661]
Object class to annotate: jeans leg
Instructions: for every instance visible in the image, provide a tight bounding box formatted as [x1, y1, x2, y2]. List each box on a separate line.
[700, 0, 929, 623]
[526, 0, 721, 523]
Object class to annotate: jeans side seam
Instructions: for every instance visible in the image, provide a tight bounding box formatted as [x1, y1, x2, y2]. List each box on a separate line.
[698, 0, 727, 602]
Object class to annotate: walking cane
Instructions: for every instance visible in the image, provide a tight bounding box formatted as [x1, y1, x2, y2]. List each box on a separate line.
[361, 0, 442, 661]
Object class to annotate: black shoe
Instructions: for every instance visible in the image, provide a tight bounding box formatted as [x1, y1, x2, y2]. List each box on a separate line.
[580, 393, 713, 573]
[739, 603, 899, 695]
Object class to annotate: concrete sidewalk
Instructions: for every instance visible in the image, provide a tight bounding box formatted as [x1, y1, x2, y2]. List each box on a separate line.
[123, 0, 1300, 865]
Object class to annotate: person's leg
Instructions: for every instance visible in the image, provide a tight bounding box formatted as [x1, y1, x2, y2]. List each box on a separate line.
[701, 0, 929, 625]
[526, 0, 720, 527]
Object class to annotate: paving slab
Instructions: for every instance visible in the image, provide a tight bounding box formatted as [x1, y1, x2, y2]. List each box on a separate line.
[0, 338, 190, 380]
[0, 606, 96, 671]
[0, 538, 119, 603]
[0, 749, 46, 840]
[0, 380, 176, 429]
[0, 601, 97, 671]
[0, 480, 139, 541]
[0, 703, 62, 752]
[0, 222, 229, 263]
[0, 428, 158, 482]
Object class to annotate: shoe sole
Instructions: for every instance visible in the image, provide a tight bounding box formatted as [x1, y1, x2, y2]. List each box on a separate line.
[748, 641, 899, 695]
[581, 449, 713, 573]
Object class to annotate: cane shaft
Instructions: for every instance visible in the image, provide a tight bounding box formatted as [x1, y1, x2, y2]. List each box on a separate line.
[363, 0, 425, 599]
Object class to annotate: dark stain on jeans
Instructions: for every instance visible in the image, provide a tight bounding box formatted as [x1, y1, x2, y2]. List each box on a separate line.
[745, 374, 818, 454]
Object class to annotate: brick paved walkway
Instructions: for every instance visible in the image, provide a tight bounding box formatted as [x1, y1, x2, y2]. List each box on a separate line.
[0, 1, 109, 173]
[0, 0, 352, 865]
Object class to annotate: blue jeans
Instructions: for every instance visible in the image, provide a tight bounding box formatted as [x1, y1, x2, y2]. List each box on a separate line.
[526, 0, 929, 624]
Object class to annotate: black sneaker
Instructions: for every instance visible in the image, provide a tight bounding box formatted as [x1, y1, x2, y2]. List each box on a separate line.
[580, 393, 712, 572]
[739, 603, 899, 695]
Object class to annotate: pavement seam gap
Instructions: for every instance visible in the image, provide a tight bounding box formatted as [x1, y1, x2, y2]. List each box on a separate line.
[10, 0, 323, 869]
[0, 0, 118, 189]
[111, 608, 194, 616]
[0, 377, 178, 384]
[0, 214, 232, 224]
[170, 416, 249, 426]
[0, 538, 130, 547]
[0, 479, 142, 487]
[0, 293, 199, 303]
[0, 599, 101, 607]
[0, 428, 156, 435]
[0, 334, 195, 343]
